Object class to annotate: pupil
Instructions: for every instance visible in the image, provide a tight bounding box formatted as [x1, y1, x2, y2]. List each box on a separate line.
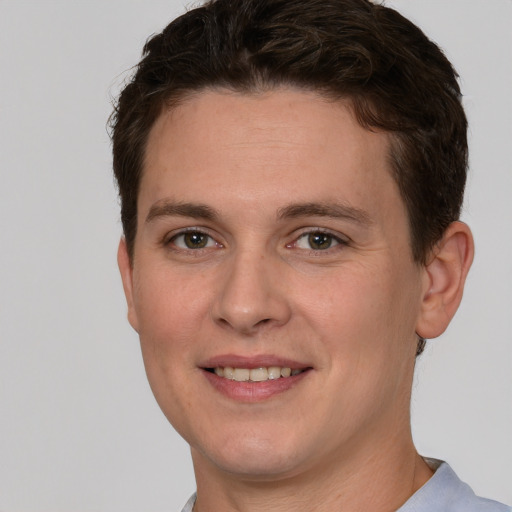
[185, 232, 207, 249]
[308, 232, 331, 250]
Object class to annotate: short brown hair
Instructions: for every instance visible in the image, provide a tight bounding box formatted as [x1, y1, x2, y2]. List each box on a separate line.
[110, 0, 468, 266]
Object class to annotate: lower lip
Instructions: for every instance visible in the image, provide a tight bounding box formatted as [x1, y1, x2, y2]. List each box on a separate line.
[202, 370, 309, 402]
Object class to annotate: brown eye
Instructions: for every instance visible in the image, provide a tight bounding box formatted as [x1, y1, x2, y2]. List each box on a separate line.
[307, 232, 333, 250]
[292, 231, 342, 251]
[172, 231, 215, 249]
[184, 232, 208, 248]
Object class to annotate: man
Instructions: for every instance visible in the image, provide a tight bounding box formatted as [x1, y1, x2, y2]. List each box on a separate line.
[110, 0, 510, 510]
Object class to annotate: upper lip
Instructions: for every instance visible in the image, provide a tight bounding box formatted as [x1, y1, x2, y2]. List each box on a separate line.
[200, 354, 311, 370]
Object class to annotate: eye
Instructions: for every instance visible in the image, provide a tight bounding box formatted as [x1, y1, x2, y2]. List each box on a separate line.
[294, 231, 341, 251]
[170, 230, 217, 250]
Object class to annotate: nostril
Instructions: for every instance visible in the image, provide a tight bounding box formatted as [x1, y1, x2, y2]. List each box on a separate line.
[211, 269, 292, 333]
[217, 318, 231, 327]
[214, 315, 274, 335]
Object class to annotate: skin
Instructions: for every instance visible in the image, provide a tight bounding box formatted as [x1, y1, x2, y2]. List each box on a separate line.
[118, 88, 474, 512]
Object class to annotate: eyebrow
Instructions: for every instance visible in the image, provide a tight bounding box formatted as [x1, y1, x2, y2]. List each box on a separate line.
[145, 199, 372, 226]
[145, 200, 219, 224]
[277, 202, 372, 226]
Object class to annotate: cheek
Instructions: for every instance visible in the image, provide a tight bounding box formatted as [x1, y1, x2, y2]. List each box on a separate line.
[132, 266, 211, 367]
[299, 261, 421, 360]
[303, 264, 420, 419]
[131, 268, 209, 431]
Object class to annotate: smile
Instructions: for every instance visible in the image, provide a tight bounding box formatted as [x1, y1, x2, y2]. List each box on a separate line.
[209, 366, 305, 382]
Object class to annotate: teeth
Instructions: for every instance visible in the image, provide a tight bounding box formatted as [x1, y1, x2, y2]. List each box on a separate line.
[233, 368, 250, 381]
[212, 366, 304, 382]
[268, 366, 281, 380]
[249, 368, 268, 382]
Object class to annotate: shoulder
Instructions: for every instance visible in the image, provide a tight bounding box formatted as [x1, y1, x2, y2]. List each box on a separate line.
[398, 459, 511, 512]
[180, 493, 197, 512]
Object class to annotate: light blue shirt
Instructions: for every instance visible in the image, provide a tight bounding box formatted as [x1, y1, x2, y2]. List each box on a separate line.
[397, 460, 510, 512]
[180, 460, 510, 511]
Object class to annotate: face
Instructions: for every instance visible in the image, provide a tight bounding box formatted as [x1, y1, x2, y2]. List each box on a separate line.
[119, 88, 428, 481]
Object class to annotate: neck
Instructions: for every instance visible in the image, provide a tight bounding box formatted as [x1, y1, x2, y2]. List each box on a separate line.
[191, 431, 433, 512]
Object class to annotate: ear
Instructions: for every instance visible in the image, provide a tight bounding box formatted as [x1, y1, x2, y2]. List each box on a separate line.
[416, 221, 474, 339]
[117, 237, 140, 332]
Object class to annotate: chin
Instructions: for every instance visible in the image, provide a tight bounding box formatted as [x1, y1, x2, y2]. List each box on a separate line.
[192, 431, 308, 480]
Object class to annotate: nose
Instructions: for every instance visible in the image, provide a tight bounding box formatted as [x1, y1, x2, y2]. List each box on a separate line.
[211, 250, 292, 335]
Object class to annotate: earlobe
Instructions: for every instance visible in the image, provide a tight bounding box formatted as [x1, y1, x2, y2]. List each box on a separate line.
[117, 238, 140, 332]
[416, 221, 474, 339]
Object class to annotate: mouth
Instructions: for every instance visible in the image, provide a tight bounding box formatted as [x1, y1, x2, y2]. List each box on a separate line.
[200, 357, 312, 401]
[205, 366, 306, 382]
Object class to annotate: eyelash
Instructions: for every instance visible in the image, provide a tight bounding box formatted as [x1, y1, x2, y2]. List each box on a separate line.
[165, 228, 223, 252]
[164, 227, 348, 254]
[288, 229, 348, 253]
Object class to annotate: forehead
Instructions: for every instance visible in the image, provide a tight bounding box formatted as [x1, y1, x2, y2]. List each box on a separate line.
[146, 88, 387, 162]
[140, 88, 400, 222]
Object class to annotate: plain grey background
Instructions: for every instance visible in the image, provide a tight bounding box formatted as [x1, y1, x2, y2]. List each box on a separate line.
[0, 1, 510, 511]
